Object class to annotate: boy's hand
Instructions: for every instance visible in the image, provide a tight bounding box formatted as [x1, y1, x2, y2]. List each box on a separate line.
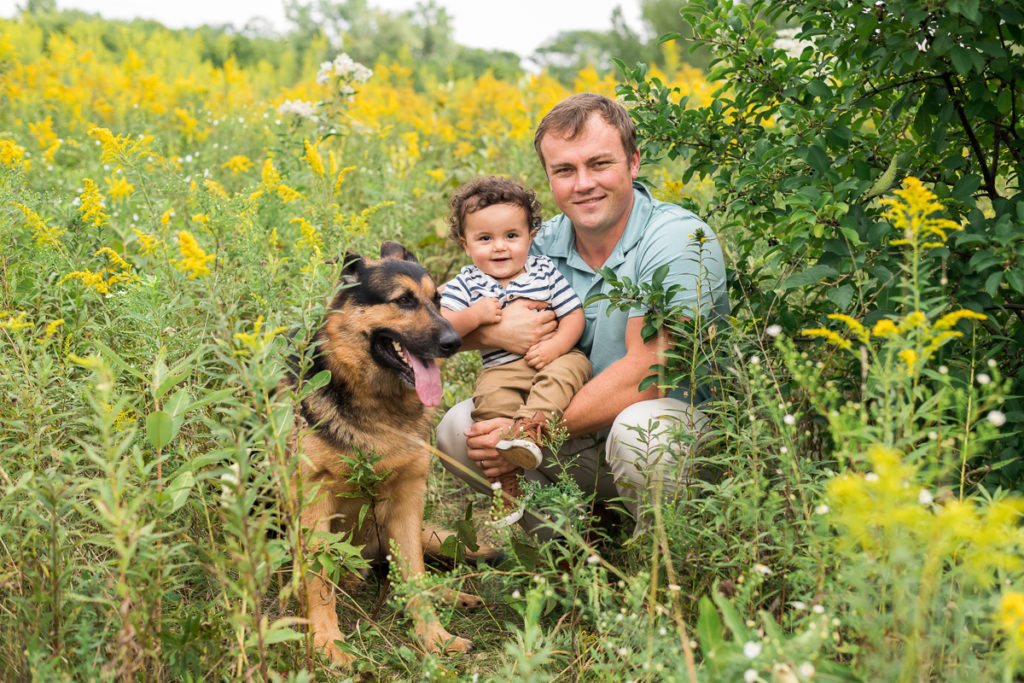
[471, 297, 502, 326]
[524, 338, 560, 370]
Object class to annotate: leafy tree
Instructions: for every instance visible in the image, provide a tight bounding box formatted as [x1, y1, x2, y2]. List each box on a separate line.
[617, 0, 1024, 483]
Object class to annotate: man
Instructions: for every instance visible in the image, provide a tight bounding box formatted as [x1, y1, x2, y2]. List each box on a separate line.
[436, 93, 729, 537]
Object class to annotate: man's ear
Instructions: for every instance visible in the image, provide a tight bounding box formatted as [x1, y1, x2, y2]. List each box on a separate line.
[380, 240, 418, 263]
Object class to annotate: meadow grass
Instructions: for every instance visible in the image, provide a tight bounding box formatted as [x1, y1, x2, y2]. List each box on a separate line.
[1, 13, 1021, 682]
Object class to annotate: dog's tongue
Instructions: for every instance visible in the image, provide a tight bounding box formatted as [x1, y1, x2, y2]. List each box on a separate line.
[403, 347, 442, 406]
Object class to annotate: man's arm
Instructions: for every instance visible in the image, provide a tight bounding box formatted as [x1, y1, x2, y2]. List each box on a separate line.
[457, 298, 557, 354]
[561, 316, 666, 437]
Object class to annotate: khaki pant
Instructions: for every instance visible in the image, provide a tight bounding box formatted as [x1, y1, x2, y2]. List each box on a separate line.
[436, 396, 708, 539]
[471, 349, 592, 423]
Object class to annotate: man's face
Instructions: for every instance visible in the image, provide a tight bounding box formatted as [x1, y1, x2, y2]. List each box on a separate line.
[539, 112, 640, 239]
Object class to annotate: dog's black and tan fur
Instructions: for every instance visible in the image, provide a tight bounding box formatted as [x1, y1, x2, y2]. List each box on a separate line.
[281, 241, 478, 667]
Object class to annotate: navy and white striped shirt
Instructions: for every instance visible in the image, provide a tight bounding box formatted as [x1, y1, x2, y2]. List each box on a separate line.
[441, 254, 581, 368]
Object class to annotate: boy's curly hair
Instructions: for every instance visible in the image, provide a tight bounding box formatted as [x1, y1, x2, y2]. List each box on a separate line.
[447, 176, 542, 242]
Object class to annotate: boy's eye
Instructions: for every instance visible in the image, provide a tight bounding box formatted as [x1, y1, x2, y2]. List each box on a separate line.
[478, 235, 490, 242]
[506, 232, 519, 239]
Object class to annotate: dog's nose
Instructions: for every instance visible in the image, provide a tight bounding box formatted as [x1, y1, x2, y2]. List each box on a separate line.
[439, 328, 461, 357]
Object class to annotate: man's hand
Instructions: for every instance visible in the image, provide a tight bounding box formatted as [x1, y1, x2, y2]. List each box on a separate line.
[480, 299, 557, 355]
[464, 417, 517, 479]
[524, 338, 561, 370]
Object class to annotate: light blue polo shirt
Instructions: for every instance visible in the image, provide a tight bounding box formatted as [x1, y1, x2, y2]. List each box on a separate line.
[531, 182, 728, 403]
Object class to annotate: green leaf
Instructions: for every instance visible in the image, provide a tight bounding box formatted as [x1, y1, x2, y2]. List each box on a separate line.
[985, 270, 1003, 297]
[147, 411, 176, 450]
[782, 264, 838, 290]
[806, 79, 832, 99]
[697, 596, 724, 662]
[89, 338, 146, 381]
[827, 284, 854, 309]
[712, 591, 750, 642]
[165, 470, 195, 513]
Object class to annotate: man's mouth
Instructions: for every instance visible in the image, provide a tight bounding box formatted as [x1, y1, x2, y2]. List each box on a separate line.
[574, 194, 604, 206]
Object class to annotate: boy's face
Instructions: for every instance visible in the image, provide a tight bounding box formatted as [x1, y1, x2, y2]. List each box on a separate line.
[459, 202, 532, 286]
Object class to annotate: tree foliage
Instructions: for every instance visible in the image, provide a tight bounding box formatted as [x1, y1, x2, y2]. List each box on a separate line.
[617, 0, 1024, 482]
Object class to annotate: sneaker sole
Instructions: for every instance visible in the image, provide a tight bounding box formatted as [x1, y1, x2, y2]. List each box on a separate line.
[495, 438, 543, 469]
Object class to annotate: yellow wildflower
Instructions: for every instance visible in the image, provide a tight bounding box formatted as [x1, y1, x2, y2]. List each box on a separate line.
[105, 174, 135, 203]
[898, 348, 918, 374]
[261, 157, 281, 191]
[292, 217, 323, 259]
[88, 127, 153, 166]
[12, 203, 65, 247]
[38, 318, 65, 345]
[62, 270, 110, 294]
[78, 179, 108, 228]
[0, 138, 28, 170]
[222, 155, 253, 174]
[998, 591, 1024, 651]
[933, 309, 987, 331]
[304, 139, 325, 176]
[160, 208, 175, 225]
[192, 214, 211, 228]
[827, 313, 869, 344]
[133, 229, 163, 256]
[0, 311, 32, 331]
[277, 184, 303, 204]
[872, 319, 898, 337]
[801, 326, 852, 350]
[204, 179, 229, 200]
[174, 108, 199, 137]
[232, 315, 288, 356]
[882, 177, 963, 248]
[173, 230, 215, 278]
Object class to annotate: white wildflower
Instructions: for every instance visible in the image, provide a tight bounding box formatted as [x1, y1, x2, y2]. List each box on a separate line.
[587, 554, 600, 565]
[317, 53, 373, 85]
[753, 563, 771, 576]
[812, 604, 825, 614]
[744, 669, 759, 683]
[918, 489, 933, 505]
[815, 504, 829, 515]
[797, 661, 815, 678]
[783, 414, 796, 426]
[491, 480, 502, 490]
[865, 472, 879, 482]
[766, 324, 782, 337]
[743, 641, 762, 659]
[277, 99, 319, 121]
[977, 373, 991, 385]
[988, 410, 1007, 427]
[791, 601, 807, 610]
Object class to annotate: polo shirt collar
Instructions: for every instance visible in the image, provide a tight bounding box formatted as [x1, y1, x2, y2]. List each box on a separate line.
[542, 182, 654, 272]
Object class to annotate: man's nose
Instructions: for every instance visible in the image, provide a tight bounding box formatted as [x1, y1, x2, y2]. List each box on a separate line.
[574, 167, 595, 191]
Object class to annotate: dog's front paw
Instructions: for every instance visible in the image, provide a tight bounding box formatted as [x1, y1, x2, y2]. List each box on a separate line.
[314, 629, 355, 668]
[418, 623, 474, 655]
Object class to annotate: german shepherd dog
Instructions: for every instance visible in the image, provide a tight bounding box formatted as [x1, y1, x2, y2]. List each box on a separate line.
[281, 241, 480, 667]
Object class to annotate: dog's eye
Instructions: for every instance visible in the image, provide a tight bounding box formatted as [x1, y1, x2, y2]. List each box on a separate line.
[393, 293, 415, 307]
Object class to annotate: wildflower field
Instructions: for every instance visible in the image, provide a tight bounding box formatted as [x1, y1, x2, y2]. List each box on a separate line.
[2, 2, 1023, 681]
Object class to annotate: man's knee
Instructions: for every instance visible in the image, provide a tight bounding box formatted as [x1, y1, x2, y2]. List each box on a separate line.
[436, 399, 474, 479]
[605, 399, 702, 488]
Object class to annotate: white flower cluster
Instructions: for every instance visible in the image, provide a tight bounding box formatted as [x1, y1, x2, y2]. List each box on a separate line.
[773, 28, 815, 59]
[277, 99, 319, 121]
[316, 53, 373, 86]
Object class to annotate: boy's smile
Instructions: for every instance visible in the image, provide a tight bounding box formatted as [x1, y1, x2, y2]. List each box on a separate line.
[460, 203, 533, 286]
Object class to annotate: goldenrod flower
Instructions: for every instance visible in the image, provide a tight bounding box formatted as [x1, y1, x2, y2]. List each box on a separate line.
[105, 174, 135, 203]
[827, 313, 869, 344]
[62, 270, 110, 294]
[882, 177, 962, 248]
[173, 230, 215, 278]
[999, 592, 1024, 651]
[78, 178, 108, 228]
[304, 139, 325, 176]
[38, 318, 65, 345]
[204, 179, 229, 200]
[88, 127, 153, 166]
[0, 138, 28, 170]
[871, 319, 898, 337]
[12, 203, 65, 247]
[232, 315, 288, 356]
[933, 309, 987, 330]
[801, 326, 853, 350]
[260, 157, 281, 191]
[222, 155, 253, 174]
[277, 184, 303, 204]
[0, 311, 31, 331]
[133, 229, 163, 256]
[898, 348, 918, 374]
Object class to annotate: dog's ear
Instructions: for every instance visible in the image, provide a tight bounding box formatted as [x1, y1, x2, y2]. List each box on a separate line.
[380, 240, 418, 263]
[339, 251, 363, 284]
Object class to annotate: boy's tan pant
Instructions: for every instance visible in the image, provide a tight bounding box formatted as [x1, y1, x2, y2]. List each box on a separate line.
[471, 349, 592, 423]
[437, 396, 708, 540]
